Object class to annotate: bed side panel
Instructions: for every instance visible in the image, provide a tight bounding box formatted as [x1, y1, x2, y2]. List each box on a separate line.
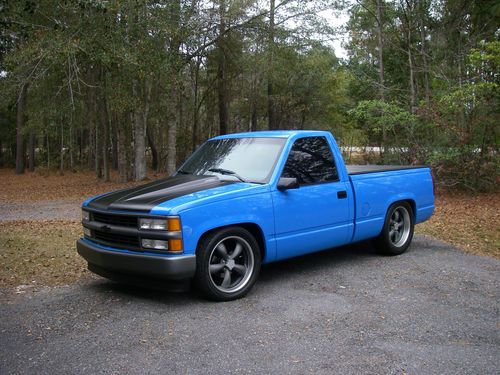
[350, 168, 435, 242]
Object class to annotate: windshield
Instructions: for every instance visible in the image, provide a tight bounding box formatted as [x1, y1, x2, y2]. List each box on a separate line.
[178, 137, 286, 183]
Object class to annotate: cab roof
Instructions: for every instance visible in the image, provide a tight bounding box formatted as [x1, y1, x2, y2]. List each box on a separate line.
[210, 130, 331, 140]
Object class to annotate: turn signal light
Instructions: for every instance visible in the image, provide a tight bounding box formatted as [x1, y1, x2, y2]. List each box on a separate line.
[168, 239, 183, 252]
[167, 217, 181, 232]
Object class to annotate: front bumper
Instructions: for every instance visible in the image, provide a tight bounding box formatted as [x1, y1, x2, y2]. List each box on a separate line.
[76, 238, 196, 280]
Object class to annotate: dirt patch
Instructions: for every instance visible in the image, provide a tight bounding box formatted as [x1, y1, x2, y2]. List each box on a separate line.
[0, 168, 162, 203]
[0, 220, 92, 289]
[416, 192, 500, 258]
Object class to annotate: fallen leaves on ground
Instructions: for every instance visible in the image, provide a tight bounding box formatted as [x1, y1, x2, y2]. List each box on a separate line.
[416, 192, 500, 258]
[0, 170, 498, 291]
[0, 168, 163, 203]
[0, 220, 89, 288]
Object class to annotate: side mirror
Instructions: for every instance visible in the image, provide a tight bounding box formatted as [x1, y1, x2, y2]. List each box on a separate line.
[277, 177, 299, 191]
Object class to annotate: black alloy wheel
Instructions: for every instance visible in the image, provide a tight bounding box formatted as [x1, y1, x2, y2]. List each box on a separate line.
[374, 202, 415, 256]
[195, 226, 261, 301]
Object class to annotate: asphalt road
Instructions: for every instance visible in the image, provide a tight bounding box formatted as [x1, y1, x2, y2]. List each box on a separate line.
[1, 235, 498, 375]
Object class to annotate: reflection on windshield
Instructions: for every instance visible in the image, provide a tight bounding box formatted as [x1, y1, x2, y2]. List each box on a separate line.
[179, 137, 286, 183]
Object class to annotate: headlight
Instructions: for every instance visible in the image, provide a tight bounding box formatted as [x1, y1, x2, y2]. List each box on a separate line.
[82, 210, 90, 222]
[139, 217, 181, 231]
[141, 239, 169, 250]
[139, 218, 168, 230]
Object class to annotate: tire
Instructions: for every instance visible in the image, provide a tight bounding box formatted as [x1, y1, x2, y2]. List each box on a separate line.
[374, 202, 415, 256]
[194, 226, 261, 301]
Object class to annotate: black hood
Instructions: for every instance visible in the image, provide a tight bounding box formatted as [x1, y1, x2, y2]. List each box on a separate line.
[87, 175, 234, 213]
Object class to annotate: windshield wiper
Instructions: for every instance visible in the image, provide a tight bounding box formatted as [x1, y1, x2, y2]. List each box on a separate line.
[208, 168, 246, 183]
[176, 169, 191, 175]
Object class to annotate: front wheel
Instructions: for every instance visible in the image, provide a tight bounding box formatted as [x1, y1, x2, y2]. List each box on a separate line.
[374, 202, 415, 256]
[194, 227, 261, 301]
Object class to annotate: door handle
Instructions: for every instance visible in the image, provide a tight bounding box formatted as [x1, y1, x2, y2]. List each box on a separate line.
[337, 190, 347, 199]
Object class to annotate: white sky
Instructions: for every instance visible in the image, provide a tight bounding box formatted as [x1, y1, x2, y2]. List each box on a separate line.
[319, 8, 351, 59]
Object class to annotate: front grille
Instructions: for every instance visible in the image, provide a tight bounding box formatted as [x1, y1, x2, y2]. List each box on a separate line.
[93, 229, 140, 248]
[92, 212, 138, 228]
[85, 210, 172, 253]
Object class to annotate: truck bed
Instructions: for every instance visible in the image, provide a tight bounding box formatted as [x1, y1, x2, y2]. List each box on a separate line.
[346, 165, 428, 175]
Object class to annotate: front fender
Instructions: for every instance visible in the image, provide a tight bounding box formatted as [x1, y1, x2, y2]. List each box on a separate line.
[173, 192, 276, 263]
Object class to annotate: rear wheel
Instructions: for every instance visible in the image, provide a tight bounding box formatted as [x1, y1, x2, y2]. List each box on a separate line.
[374, 202, 414, 255]
[194, 227, 261, 301]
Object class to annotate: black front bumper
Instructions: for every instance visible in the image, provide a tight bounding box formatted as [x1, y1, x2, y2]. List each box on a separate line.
[76, 239, 196, 280]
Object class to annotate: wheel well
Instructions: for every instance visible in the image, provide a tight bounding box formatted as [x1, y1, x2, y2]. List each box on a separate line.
[391, 199, 416, 219]
[378, 199, 417, 237]
[197, 223, 266, 260]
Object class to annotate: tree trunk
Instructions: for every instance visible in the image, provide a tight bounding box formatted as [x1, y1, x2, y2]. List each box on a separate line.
[102, 124, 109, 182]
[111, 116, 118, 170]
[418, 1, 430, 106]
[79, 125, 83, 169]
[206, 88, 216, 139]
[217, 75, 228, 134]
[192, 57, 201, 152]
[217, 0, 228, 135]
[192, 104, 199, 152]
[375, 0, 385, 101]
[88, 74, 102, 178]
[408, 31, 417, 114]
[15, 82, 28, 174]
[69, 121, 74, 171]
[59, 120, 64, 175]
[400, 2, 418, 114]
[94, 114, 102, 178]
[300, 110, 306, 130]
[166, 85, 178, 175]
[166, 121, 177, 175]
[267, 0, 276, 130]
[28, 130, 35, 172]
[115, 112, 128, 183]
[133, 101, 147, 181]
[133, 78, 151, 181]
[100, 100, 110, 181]
[147, 125, 158, 172]
[375, 0, 386, 152]
[86, 68, 102, 177]
[46, 133, 50, 170]
[87, 102, 94, 170]
[98, 66, 110, 181]
[250, 102, 257, 132]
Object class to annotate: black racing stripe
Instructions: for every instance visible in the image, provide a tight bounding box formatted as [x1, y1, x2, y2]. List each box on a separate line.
[87, 175, 235, 213]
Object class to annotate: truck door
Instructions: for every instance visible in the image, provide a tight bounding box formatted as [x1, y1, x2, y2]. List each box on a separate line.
[271, 136, 353, 260]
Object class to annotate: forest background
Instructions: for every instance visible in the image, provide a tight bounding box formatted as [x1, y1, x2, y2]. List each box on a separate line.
[0, 0, 498, 192]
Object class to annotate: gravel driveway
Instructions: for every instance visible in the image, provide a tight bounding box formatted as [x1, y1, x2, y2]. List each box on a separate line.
[1, 236, 498, 374]
[0, 200, 81, 221]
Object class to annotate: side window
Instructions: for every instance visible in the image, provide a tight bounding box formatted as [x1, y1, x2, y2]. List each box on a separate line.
[282, 136, 338, 185]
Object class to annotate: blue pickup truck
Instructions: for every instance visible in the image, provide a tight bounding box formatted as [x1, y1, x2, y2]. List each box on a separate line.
[77, 130, 434, 300]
